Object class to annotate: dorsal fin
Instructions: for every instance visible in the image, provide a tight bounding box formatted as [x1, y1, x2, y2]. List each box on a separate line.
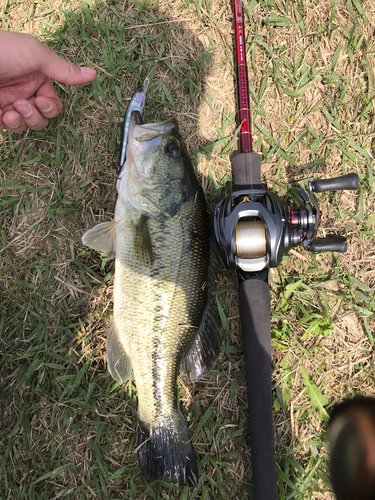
[179, 304, 221, 383]
[180, 237, 222, 383]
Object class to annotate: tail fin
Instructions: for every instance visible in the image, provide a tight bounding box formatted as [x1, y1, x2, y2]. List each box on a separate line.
[137, 414, 199, 486]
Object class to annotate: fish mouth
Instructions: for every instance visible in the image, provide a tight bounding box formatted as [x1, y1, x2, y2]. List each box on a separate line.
[129, 112, 177, 145]
[132, 110, 143, 126]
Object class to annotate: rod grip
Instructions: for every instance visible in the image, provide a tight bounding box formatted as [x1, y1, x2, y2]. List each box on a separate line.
[310, 173, 359, 193]
[309, 236, 347, 253]
[238, 279, 279, 500]
[231, 152, 262, 190]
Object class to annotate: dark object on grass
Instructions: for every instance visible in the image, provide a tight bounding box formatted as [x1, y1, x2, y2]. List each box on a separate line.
[328, 397, 375, 500]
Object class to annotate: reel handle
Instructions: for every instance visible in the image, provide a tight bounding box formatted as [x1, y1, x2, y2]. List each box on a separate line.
[310, 173, 359, 193]
[309, 236, 347, 253]
[238, 279, 279, 500]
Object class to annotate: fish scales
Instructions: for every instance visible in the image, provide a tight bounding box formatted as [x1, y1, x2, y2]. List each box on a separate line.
[114, 196, 208, 427]
[82, 110, 221, 486]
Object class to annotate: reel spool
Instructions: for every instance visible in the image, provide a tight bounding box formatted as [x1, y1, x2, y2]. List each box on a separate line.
[236, 220, 267, 259]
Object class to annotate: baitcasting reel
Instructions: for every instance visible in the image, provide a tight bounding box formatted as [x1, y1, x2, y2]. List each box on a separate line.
[214, 152, 360, 275]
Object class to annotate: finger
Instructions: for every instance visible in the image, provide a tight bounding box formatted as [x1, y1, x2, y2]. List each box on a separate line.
[13, 99, 48, 131]
[35, 96, 60, 119]
[37, 44, 97, 86]
[0, 109, 5, 131]
[2, 103, 15, 113]
[2, 109, 26, 133]
[35, 79, 62, 117]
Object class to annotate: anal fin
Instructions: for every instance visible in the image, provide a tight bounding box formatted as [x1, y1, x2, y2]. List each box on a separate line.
[107, 321, 132, 383]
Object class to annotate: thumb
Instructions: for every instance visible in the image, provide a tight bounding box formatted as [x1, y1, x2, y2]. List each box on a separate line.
[38, 45, 96, 86]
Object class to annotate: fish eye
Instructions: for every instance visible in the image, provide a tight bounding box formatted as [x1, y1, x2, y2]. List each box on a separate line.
[165, 142, 181, 158]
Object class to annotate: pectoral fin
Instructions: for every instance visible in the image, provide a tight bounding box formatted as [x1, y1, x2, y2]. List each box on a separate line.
[107, 321, 132, 383]
[82, 221, 116, 257]
[132, 215, 154, 267]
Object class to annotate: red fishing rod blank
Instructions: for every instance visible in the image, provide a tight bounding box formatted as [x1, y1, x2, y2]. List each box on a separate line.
[233, 0, 252, 153]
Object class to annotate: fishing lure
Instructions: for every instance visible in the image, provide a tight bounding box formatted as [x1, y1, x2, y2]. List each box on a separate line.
[119, 72, 151, 169]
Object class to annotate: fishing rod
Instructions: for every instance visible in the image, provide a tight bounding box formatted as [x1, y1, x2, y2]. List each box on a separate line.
[213, 2, 360, 499]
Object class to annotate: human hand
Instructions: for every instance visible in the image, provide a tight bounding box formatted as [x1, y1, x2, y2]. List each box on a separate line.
[0, 30, 97, 133]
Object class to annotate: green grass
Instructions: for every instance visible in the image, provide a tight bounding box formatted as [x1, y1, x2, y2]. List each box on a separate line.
[1, 0, 375, 499]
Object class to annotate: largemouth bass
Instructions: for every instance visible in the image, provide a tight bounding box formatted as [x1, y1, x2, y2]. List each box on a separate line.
[82, 111, 220, 486]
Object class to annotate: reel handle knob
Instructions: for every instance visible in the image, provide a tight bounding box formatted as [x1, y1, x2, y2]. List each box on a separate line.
[309, 236, 347, 253]
[310, 173, 359, 193]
